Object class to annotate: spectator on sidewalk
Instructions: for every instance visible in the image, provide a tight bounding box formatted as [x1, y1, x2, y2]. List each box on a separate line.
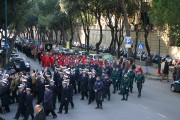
[145, 57, 153, 74]
[163, 61, 169, 82]
[175, 61, 180, 80]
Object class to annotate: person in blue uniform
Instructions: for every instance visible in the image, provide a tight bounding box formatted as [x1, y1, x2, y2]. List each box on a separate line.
[94, 76, 104, 109]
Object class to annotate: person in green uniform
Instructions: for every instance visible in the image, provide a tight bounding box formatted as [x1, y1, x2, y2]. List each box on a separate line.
[121, 73, 130, 101]
[135, 70, 145, 97]
[127, 69, 135, 93]
[111, 67, 119, 94]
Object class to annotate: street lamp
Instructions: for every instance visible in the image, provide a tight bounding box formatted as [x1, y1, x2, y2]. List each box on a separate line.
[157, 32, 161, 74]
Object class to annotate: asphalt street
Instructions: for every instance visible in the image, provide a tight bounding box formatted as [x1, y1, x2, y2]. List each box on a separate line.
[1, 52, 180, 120]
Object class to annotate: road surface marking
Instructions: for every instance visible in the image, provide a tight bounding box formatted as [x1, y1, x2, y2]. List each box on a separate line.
[156, 113, 167, 119]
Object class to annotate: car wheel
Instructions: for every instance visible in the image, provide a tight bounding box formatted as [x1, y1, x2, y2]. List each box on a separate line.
[171, 85, 176, 92]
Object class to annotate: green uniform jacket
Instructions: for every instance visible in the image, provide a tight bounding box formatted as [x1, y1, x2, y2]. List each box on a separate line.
[128, 71, 135, 82]
[122, 77, 130, 87]
[135, 74, 145, 84]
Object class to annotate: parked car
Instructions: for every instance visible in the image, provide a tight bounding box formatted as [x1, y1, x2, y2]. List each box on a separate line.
[89, 54, 103, 60]
[11, 57, 30, 72]
[171, 80, 180, 92]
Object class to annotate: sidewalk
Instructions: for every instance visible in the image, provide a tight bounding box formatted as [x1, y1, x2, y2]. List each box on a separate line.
[135, 61, 173, 81]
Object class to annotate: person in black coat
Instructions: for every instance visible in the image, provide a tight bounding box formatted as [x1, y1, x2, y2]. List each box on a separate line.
[37, 77, 46, 104]
[14, 85, 26, 120]
[24, 88, 34, 120]
[88, 72, 95, 104]
[80, 72, 88, 100]
[34, 105, 46, 120]
[58, 81, 69, 114]
[94, 76, 104, 109]
[0, 81, 10, 113]
[70, 70, 77, 94]
[49, 80, 58, 109]
[103, 74, 112, 101]
[66, 80, 74, 108]
[43, 85, 57, 119]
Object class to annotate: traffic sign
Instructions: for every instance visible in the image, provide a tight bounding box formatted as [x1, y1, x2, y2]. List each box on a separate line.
[137, 43, 145, 50]
[125, 37, 132, 44]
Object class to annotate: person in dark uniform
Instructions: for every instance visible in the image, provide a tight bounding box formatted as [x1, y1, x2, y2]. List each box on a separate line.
[135, 70, 145, 97]
[80, 72, 88, 100]
[121, 74, 130, 101]
[43, 85, 57, 119]
[66, 79, 74, 108]
[24, 88, 34, 120]
[58, 81, 69, 114]
[0, 81, 10, 113]
[49, 80, 58, 109]
[94, 76, 104, 109]
[110, 67, 119, 94]
[88, 72, 95, 104]
[14, 85, 26, 120]
[70, 70, 77, 94]
[37, 77, 46, 104]
[127, 69, 135, 93]
[34, 105, 46, 120]
[103, 74, 112, 101]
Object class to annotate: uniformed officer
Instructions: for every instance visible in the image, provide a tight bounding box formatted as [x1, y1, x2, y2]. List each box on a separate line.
[80, 71, 88, 100]
[135, 70, 145, 97]
[111, 67, 119, 94]
[58, 81, 69, 114]
[103, 74, 112, 101]
[88, 72, 95, 104]
[121, 74, 130, 101]
[49, 80, 58, 109]
[127, 69, 135, 93]
[14, 85, 26, 120]
[37, 77, 46, 104]
[43, 85, 57, 119]
[94, 76, 104, 109]
[24, 88, 34, 120]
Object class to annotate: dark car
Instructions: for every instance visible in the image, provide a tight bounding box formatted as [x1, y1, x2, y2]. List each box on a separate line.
[11, 57, 30, 72]
[171, 80, 180, 92]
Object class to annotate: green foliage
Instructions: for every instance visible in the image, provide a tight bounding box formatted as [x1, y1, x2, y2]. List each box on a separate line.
[151, 0, 180, 44]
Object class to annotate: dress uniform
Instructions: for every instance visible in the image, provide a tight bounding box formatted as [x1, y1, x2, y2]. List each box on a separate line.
[14, 85, 26, 119]
[37, 77, 46, 104]
[94, 77, 104, 109]
[127, 69, 135, 93]
[43, 85, 57, 119]
[80, 72, 88, 100]
[103, 74, 112, 101]
[0, 81, 10, 113]
[24, 88, 34, 120]
[50, 80, 58, 109]
[111, 68, 119, 93]
[88, 72, 95, 104]
[135, 70, 145, 97]
[58, 82, 69, 114]
[121, 74, 130, 101]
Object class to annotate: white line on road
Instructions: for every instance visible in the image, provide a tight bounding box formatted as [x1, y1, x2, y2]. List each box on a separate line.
[156, 113, 167, 119]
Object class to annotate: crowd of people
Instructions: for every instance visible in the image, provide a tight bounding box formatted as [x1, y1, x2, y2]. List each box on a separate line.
[0, 48, 147, 120]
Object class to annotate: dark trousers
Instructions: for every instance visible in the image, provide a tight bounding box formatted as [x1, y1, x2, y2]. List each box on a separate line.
[73, 84, 77, 93]
[45, 109, 57, 116]
[88, 90, 95, 103]
[77, 81, 81, 93]
[15, 106, 25, 119]
[104, 88, 110, 100]
[59, 100, 68, 113]
[81, 92, 88, 100]
[68, 97, 74, 107]
[122, 87, 129, 100]
[12, 90, 18, 103]
[37, 94, 43, 104]
[96, 100, 102, 108]
[53, 95, 57, 109]
[137, 83, 142, 96]
[24, 112, 34, 120]
[129, 81, 134, 92]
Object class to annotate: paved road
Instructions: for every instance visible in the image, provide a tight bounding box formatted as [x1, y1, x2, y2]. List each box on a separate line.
[1, 52, 180, 120]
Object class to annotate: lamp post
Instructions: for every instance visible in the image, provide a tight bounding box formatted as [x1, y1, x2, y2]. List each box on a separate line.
[157, 32, 161, 74]
[4, 0, 8, 70]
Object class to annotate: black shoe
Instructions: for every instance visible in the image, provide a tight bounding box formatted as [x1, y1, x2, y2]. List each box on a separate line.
[57, 111, 62, 114]
[138, 95, 141, 98]
[100, 106, 103, 109]
[64, 112, 68, 114]
[95, 106, 99, 109]
[53, 115, 57, 119]
[107, 98, 110, 101]
[88, 102, 91, 105]
[72, 105, 74, 108]
[121, 98, 125, 100]
[80, 98, 84, 100]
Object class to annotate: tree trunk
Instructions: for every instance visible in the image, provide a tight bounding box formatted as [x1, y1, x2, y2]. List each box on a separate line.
[30, 26, 34, 40]
[69, 18, 74, 49]
[144, 28, 151, 58]
[96, 14, 103, 54]
[134, 24, 139, 59]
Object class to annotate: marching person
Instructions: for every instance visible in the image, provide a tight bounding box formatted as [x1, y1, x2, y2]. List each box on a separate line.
[58, 81, 69, 114]
[80, 72, 88, 100]
[103, 74, 112, 101]
[121, 74, 130, 101]
[24, 88, 34, 120]
[49, 80, 58, 110]
[88, 72, 95, 104]
[128, 69, 135, 93]
[34, 105, 46, 120]
[14, 85, 26, 120]
[94, 76, 104, 109]
[43, 85, 57, 119]
[135, 69, 145, 98]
